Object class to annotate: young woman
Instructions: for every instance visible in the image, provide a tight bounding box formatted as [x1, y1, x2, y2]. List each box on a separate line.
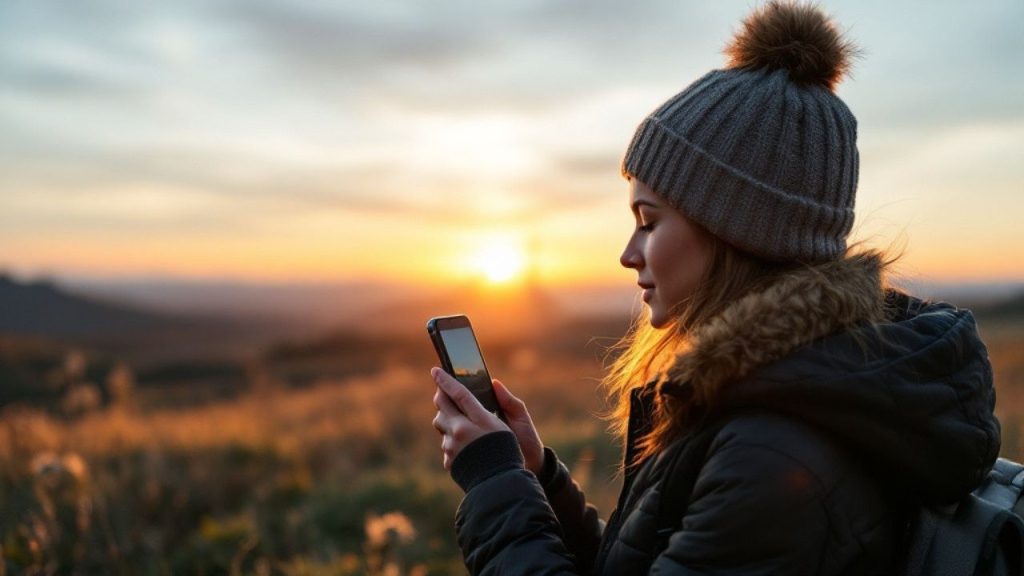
[430, 2, 1000, 574]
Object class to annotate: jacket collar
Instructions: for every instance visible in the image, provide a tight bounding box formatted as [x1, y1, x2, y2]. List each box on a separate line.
[657, 251, 888, 406]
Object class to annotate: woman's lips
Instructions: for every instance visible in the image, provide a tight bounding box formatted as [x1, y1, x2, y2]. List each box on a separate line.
[642, 287, 654, 302]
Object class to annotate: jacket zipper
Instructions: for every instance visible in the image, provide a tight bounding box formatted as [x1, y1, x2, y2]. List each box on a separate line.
[593, 386, 654, 575]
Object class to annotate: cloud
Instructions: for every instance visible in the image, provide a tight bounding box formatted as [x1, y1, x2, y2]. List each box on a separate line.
[838, 0, 1024, 129]
[214, 0, 727, 114]
[1, 0, 1022, 280]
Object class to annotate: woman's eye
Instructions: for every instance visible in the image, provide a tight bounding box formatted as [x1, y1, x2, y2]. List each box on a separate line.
[637, 223, 654, 232]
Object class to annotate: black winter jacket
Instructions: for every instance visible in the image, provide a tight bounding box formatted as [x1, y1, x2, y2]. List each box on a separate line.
[449, 253, 1000, 575]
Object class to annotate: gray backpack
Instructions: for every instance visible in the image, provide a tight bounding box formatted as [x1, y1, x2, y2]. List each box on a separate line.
[902, 457, 1024, 576]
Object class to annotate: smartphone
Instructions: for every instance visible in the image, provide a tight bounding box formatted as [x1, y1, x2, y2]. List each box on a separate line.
[427, 314, 503, 418]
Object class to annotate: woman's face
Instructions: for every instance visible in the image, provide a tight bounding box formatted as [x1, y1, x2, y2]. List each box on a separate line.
[620, 178, 714, 329]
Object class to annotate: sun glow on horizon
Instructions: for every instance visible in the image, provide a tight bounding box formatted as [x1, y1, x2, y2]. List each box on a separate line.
[469, 236, 527, 284]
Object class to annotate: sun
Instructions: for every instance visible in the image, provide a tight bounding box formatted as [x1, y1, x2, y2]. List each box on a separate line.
[470, 237, 526, 284]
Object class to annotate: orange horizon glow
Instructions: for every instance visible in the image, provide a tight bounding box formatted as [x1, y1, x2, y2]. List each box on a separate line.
[2, 190, 1021, 288]
[4, 245, 1022, 288]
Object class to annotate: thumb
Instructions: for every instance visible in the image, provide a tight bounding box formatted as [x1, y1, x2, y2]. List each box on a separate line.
[492, 379, 526, 418]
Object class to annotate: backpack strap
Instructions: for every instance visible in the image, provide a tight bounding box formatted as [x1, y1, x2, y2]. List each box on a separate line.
[903, 496, 1024, 576]
[653, 418, 730, 553]
[903, 458, 1024, 576]
[978, 459, 1024, 511]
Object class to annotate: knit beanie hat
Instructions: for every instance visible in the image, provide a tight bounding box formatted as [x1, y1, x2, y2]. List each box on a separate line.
[621, 1, 860, 263]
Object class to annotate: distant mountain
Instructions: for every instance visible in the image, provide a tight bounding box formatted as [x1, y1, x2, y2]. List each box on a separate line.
[67, 276, 638, 334]
[971, 290, 1024, 323]
[0, 274, 299, 363]
[0, 274, 176, 339]
[66, 277, 430, 332]
[896, 279, 1024, 310]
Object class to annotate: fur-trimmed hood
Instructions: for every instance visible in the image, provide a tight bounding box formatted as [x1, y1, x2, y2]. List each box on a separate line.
[659, 250, 888, 405]
[656, 251, 1000, 505]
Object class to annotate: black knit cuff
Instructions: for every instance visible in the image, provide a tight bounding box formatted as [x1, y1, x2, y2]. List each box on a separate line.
[450, 431, 525, 493]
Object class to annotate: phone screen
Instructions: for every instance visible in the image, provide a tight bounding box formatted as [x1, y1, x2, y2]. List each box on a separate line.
[438, 327, 498, 413]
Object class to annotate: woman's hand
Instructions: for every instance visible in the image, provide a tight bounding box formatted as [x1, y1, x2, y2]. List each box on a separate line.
[431, 367, 509, 472]
[431, 368, 545, 477]
[491, 378, 545, 478]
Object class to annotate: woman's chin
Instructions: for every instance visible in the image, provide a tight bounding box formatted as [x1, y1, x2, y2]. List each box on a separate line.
[648, 308, 668, 329]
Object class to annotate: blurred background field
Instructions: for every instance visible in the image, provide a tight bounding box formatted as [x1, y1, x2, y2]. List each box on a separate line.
[1, 275, 1024, 575]
[0, 277, 636, 575]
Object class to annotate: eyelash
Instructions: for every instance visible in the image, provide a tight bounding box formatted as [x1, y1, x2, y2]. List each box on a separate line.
[637, 223, 654, 232]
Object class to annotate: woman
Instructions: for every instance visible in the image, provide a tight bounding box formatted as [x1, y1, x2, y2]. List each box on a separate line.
[430, 2, 1000, 574]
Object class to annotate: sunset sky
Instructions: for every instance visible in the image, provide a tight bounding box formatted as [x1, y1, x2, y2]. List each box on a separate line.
[2, 1, 1022, 290]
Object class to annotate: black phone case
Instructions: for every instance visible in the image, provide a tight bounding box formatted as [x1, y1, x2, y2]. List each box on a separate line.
[427, 316, 504, 418]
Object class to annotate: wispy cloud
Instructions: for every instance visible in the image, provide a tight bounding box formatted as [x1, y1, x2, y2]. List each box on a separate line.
[1, 0, 1021, 282]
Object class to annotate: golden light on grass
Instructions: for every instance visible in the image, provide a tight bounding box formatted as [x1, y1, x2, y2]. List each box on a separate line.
[469, 235, 526, 284]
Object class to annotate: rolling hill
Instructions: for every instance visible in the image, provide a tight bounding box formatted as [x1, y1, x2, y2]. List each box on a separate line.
[0, 274, 294, 363]
[0, 274, 175, 338]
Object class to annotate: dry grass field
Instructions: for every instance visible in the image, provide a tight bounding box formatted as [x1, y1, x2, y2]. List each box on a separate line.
[981, 323, 1024, 459]
[1, 315, 1021, 575]
[0, 328, 624, 575]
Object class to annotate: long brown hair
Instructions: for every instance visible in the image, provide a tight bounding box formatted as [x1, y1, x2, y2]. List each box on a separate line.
[601, 236, 901, 469]
[602, 235, 901, 469]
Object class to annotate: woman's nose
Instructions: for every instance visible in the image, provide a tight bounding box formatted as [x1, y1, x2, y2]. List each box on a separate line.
[620, 243, 642, 269]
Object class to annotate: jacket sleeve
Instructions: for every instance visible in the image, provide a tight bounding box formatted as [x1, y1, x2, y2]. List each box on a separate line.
[452, 431, 601, 575]
[537, 446, 605, 572]
[650, 438, 830, 575]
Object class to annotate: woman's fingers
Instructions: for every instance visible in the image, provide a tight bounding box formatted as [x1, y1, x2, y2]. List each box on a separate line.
[433, 389, 469, 439]
[428, 367, 512, 474]
[492, 379, 526, 418]
[433, 387, 456, 413]
[438, 417, 463, 471]
[432, 410, 447, 434]
[431, 367, 489, 422]
[491, 379, 545, 477]
[440, 435, 452, 470]
[434, 386, 456, 412]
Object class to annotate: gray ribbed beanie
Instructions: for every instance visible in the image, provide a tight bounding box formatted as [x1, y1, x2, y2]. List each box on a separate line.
[622, 1, 860, 263]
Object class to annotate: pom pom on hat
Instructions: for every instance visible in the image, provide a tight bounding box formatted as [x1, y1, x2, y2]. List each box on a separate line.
[724, 0, 859, 92]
